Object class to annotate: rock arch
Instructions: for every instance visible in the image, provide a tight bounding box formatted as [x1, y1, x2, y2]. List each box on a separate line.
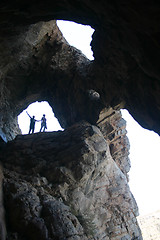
[0, 1, 160, 239]
[0, 1, 160, 140]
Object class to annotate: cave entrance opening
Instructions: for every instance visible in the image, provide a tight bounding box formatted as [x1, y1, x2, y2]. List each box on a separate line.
[18, 101, 63, 134]
[121, 109, 160, 216]
[57, 20, 95, 60]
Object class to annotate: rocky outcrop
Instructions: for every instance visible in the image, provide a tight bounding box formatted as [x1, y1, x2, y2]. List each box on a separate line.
[1, 121, 141, 240]
[98, 109, 130, 179]
[0, 1, 159, 239]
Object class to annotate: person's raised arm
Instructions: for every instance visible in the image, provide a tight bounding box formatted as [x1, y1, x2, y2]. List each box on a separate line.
[26, 111, 31, 118]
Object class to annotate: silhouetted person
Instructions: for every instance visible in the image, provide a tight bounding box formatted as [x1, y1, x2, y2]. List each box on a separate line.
[26, 111, 39, 134]
[40, 114, 47, 132]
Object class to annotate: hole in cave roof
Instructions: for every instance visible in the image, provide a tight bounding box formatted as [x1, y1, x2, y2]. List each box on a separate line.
[57, 20, 95, 60]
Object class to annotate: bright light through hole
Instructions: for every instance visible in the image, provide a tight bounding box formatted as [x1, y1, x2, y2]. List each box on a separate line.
[57, 20, 95, 60]
[121, 109, 160, 215]
[18, 101, 63, 134]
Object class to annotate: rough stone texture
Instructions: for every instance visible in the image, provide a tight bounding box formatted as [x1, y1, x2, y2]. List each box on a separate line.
[0, 1, 159, 239]
[1, 121, 141, 240]
[4, 172, 87, 240]
[137, 210, 160, 240]
[0, 1, 160, 141]
[98, 109, 130, 179]
[0, 165, 6, 240]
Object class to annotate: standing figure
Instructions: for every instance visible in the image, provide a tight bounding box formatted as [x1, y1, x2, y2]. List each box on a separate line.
[26, 111, 39, 134]
[40, 114, 47, 132]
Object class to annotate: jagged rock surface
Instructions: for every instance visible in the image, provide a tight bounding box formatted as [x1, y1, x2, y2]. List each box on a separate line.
[1, 121, 141, 240]
[0, 1, 159, 239]
[98, 109, 130, 179]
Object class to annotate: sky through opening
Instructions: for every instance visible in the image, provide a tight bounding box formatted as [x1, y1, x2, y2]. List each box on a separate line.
[18, 101, 63, 134]
[57, 20, 94, 60]
[121, 110, 160, 215]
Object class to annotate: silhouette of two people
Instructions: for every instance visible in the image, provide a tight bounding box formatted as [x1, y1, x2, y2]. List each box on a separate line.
[27, 112, 47, 134]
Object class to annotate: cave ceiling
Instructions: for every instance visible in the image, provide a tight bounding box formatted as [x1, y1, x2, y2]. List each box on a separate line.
[0, 0, 160, 140]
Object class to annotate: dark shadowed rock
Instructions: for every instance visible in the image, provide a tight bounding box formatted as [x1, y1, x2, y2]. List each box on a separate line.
[1, 121, 142, 239]
[0, 1, 159, 239]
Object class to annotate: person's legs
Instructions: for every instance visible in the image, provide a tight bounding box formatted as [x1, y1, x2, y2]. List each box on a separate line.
[32, 126, 35, 133]
[40, 123, 46, 132]
[43, 125, 46, 132]
[29, 125, 32, 134]
[29, 124, 35, 134]
[40, 125, 42, 132]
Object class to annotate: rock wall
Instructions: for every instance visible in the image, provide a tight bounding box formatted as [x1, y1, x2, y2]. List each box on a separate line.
[0, 165, 6, 240]
[97, 109, 130, 179]
[0, 121, 141, 240]
[0, 1, 160, 239]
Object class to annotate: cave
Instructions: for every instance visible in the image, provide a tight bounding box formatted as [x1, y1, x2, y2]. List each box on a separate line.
[0, 1, 160, 239]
